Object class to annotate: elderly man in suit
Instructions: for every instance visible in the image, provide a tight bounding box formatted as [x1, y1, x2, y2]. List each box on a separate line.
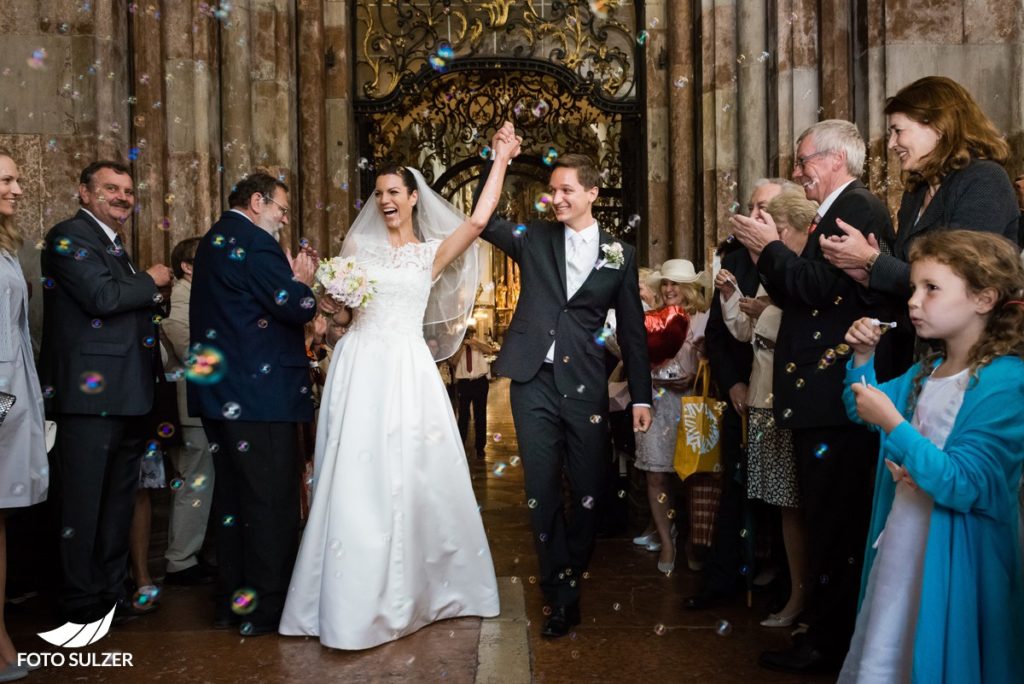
[475, 145, 652, 638]
[188, 172, 316, 636]
[731, 120, 893, 674]
[40, 160, 173, 623]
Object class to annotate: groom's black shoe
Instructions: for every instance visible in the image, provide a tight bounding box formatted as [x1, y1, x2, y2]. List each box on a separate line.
[541, 602, 580, 638]
[758, 642, 839, 674]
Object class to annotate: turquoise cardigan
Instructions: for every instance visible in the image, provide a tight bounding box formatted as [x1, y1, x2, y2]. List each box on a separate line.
[843, 356, 1024, 684]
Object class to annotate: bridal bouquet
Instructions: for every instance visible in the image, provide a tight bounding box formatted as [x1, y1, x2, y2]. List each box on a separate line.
[314, 256, 376, 309]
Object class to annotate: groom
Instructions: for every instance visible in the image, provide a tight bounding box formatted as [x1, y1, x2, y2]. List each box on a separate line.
[476, 129, 652, 637]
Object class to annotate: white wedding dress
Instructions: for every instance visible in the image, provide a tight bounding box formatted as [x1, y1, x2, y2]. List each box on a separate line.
[279, 239, 500, 650]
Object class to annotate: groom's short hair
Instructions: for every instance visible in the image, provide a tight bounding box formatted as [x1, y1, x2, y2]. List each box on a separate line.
[552, 154, 601, 192]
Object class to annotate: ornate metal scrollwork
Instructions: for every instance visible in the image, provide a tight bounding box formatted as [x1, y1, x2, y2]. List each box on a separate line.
[356, 63, 640, 239]
[355, 0, 639, 101]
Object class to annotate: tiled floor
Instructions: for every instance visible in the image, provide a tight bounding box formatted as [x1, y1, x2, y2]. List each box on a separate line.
[8, 379, 832, 683]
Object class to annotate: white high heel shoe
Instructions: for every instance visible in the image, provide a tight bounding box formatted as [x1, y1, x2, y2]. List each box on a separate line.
[632, 531, 657, 547]
[657, 541, 677, 576]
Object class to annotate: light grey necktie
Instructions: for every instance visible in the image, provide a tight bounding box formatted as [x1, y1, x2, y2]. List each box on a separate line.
[566, 232, 587, 298]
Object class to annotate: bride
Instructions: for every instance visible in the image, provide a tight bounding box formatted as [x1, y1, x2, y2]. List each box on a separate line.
[278, 124, 521, 650]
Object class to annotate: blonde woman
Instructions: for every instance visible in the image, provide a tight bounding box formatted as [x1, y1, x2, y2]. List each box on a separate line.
[717, 189, 816, 627]
[0, 151, 47, 680]
[634, 259, 714, 574]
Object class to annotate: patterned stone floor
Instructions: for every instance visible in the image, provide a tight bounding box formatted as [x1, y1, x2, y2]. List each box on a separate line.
[8, 379, 831, 683]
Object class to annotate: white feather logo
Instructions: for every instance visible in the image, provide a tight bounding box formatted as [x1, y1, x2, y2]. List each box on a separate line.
[36, 605, 115, 647]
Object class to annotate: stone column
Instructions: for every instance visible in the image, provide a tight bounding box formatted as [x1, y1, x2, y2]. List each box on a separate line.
[129, 2, 169, 267]
[774, 0, 819, 175]
[667, 0, 695, 264]
[219, 1, 254, 185]
[736, 2, 769, 223]
[324, 0, 356, 254]
[645, 0, 670, 266]
[297, 0, 328, 252]
[699, 1, 740, 253]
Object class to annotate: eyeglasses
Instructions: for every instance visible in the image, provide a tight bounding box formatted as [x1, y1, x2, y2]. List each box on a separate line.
[261, 194, 289, 216]
[794, 150, 830, 170]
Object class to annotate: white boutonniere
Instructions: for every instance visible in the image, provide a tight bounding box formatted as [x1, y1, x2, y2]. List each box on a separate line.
[596, 242, 625, 270]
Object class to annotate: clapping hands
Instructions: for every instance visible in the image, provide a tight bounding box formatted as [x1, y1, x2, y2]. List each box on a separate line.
[286, 246, 317, 287]
[728, 210, 779, 257]
[820, 219, 880, 287]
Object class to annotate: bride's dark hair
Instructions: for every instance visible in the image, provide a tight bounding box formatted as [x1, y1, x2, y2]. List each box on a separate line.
[375, 163, 418, 196]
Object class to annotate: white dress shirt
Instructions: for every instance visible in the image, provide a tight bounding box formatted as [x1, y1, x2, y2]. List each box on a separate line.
[815, 179, 855, 220]
[545, 222, 600, 363]
[82, 208, 134, 273]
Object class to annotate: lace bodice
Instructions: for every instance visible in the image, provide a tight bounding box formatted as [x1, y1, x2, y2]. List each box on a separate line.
[348, 240, 439, 340]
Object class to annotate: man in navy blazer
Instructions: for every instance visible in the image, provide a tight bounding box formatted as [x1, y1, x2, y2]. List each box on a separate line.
[731, 120, 892, 674]
[40, 160, 173, 623]
[475, 145, 652, 638]
[188, 172, 317, 635]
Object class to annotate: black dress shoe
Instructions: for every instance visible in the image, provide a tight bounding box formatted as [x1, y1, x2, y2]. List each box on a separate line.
[758, 642, 839, 674]
[683, 591, 729, 611]
[213, 614, 238, 630]
[540, 603, 581, 638]
[239, 621, 278, 637]
[112, 597, 159, 625]
[164, 564, 216, 586]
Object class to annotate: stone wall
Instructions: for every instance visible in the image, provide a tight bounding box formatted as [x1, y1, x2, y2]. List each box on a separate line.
[646, 0, 1024, 269]
[3, 0, 1023, 280]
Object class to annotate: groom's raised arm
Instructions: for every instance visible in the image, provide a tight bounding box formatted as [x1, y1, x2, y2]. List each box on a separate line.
[472, 160, 525, 263]
[613, 246, 652, 406]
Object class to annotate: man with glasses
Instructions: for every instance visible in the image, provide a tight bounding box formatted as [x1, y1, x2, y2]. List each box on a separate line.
[188, 171, 317, 636]
[730, 120, 894, 674]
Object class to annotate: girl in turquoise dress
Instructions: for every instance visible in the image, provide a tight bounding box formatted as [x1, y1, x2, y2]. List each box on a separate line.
[839, 230, 1024, 684]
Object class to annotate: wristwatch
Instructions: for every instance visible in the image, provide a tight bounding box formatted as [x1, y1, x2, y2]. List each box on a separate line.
[864, 250, 881, 272]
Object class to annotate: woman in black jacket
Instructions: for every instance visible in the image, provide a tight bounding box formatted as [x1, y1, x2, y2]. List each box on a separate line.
[821, 76, 1019, 299]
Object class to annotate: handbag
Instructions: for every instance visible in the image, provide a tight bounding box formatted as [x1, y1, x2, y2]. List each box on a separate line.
[673, 359, 725, 481]
[0, 391, 14, 427]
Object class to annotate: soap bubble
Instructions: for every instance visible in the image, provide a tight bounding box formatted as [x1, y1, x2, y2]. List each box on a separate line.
[230, 588, 258, 615]
[715, 620, 733, 636]
[221, 402, 241, 419]
[78, 372, 105, 394]
[185, 344, 226, 385]
[132, 585, 160, 609]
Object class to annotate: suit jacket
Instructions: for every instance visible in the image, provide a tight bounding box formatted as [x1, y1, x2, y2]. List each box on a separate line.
[758, 180, 893, 429]
[187, 211, 317, 423]
[39, 209, 160, 416]
[870, 158, 1020, 299]
[474, 164, 651, 405]
[705, 247, 759, 397]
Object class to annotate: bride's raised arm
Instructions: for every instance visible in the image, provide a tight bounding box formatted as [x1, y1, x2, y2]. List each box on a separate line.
[432, 122, 521, 280]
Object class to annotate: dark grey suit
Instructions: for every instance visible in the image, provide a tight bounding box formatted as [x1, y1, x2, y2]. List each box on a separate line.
[40, 209, 161, 621]
[477, 166, 650, 607]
